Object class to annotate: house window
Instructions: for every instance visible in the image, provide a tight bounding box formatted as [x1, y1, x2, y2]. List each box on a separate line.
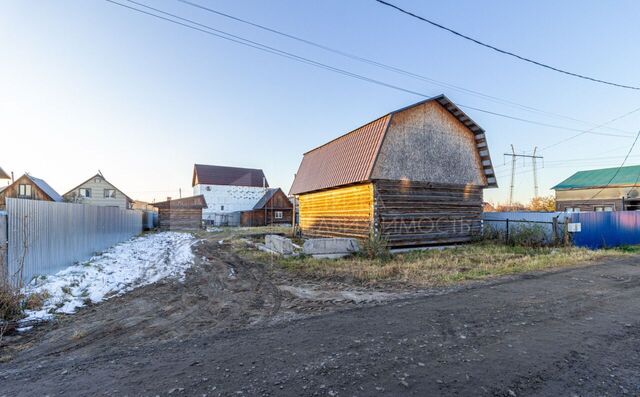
[18, 184, 32, 198]
[104, 189, 116, 198]
[220, 205, 224, 211]
[274, 211, 283, 219]
[79, 188, 91, 198]
[94, 177, 101, 183]
[594, 206, 613, 212]
[565, 207, 580, 213]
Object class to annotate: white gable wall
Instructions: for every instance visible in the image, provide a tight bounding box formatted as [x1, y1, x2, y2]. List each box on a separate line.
[194, 184, 267, 220]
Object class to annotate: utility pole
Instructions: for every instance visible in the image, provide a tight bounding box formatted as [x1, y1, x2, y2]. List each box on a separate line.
[532, 146, 539, 198]
[503, 145, 544, 206]
[509, 145, 516, 206]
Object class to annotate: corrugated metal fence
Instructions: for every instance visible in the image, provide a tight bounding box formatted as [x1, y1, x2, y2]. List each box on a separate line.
[0, 211, 7, 283]
[483, 211, 640, 249]
[568, 211, 640, 249]
[5, 198, 142, 286]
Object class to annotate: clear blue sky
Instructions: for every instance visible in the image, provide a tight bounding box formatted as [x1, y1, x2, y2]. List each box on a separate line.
[2, 0, 639, 204]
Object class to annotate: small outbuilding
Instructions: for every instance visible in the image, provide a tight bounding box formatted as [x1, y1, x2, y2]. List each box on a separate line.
[289, 94, 497, 248]
[240, 188, 293, 226]
[153, 195, 207, 230]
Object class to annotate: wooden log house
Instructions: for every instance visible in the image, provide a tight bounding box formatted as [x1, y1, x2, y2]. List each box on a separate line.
[240, 188, 293, 226]
[0, 173, 63, 209]
[289, 94, 497, 248]
[153, 195, 207, 231]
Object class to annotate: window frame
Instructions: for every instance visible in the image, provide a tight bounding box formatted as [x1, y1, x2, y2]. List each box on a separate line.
[79, 188, 92, 198]
[18, 184, 32, 198]
[104, 189, 116, 199]
[274, 210, 283, 219]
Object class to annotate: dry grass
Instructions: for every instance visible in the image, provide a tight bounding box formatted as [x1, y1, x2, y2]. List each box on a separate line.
[23, 291, 50, 311]
[0, 283, 23, 322]
[238, 241, 634, 287]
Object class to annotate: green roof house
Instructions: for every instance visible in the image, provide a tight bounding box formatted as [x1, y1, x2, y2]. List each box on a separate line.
[552, 165, 640, 212]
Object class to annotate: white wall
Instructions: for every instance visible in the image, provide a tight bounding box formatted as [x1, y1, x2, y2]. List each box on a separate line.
[194, 184, 267, 219]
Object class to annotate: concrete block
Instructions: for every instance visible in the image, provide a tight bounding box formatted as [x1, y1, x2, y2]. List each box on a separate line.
[265, 235, 296, 255]
[303, 238, 360, 258]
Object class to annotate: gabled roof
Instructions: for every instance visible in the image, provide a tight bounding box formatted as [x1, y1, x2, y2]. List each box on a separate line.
[252, 188, 291, 210]
[192, 164, 268, 188]
[26, 175, 63, 202]
[552, 165, 640, 190]
[289, 94, 497, 195]
[63, 172, 133, 202]
[153, 195, 208, 209]
[0, 167, 9, 180]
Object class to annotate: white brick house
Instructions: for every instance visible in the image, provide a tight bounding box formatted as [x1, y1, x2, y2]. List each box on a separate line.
[192, 164, 268, 225]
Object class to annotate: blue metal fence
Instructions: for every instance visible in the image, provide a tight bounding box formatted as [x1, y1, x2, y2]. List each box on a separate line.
[568, 211, 640, 249]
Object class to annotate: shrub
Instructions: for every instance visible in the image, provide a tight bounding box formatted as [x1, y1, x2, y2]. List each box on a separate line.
[0, 283, 23, 322]
[508, 224, 549, 248]
[360, 232, 391, 261]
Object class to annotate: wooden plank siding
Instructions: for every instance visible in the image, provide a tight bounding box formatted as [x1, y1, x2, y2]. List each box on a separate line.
[298, 183, 374, 239]
[154, 195, 206, 231]
[0, 174, 55, 208]
[157, 208, 203, 230]
[374, 180, 483, 247]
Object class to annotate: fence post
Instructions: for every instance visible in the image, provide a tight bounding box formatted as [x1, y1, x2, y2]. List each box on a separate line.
[505, 218, 509, 244]
[552, 216, 559, 245]
[563, 218, 570, 247]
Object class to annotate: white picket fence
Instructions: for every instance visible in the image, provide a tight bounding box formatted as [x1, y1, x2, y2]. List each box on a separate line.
[3, 198, 142, 286]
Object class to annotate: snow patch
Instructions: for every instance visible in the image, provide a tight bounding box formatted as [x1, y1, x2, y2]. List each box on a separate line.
[21, 232, 196, 323]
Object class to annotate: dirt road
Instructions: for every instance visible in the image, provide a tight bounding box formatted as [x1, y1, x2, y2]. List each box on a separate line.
[2, 242, 640, 396]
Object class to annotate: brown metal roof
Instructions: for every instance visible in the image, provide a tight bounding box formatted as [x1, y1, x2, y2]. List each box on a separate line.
[153, 195, 208, 209]
[192, 164, 268, 187]
[0, 167, 9, 180]
[289, 94, 497, 195]
[289, 115, 391, 195]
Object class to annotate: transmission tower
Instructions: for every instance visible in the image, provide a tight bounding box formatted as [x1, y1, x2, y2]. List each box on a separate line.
[504, 145, 544, 205]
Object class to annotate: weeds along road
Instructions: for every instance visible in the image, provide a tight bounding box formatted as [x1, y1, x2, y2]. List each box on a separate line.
[2, 252, 640, 396]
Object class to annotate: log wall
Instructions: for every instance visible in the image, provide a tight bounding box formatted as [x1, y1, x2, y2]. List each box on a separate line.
[374, 179, 483, 247]
[298, 183, 373, 239]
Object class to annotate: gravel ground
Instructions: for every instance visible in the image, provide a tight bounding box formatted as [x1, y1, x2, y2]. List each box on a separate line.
[1, 239, 639, 396]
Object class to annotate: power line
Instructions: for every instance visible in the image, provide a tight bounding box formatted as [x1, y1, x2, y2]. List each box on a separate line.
[542, 105, 640, 151]
[175, 0, 634, 135]
[106, 0, 637, 143]
[374, 0, 640, 91]
[589, 129, 640, 199]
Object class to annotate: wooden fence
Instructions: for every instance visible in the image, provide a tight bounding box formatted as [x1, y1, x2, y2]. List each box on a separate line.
[5, 198, 142, 286]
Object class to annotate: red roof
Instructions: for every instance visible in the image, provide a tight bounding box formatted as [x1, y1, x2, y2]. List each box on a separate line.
[192, 164, 268, 187]
[289, 115, 390, 195]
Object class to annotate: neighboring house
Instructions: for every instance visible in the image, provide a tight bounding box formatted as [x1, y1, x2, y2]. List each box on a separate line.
[553, 165, 640, 212]
[240, 188, 293, 226]
[0, 173, 63, 208]
[153, 195, 207, 230]
[192, 164, 269, 225]
[0, 166, 9, 181]
[289, 94, 497, 248]
[63, 172, 133, 210]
